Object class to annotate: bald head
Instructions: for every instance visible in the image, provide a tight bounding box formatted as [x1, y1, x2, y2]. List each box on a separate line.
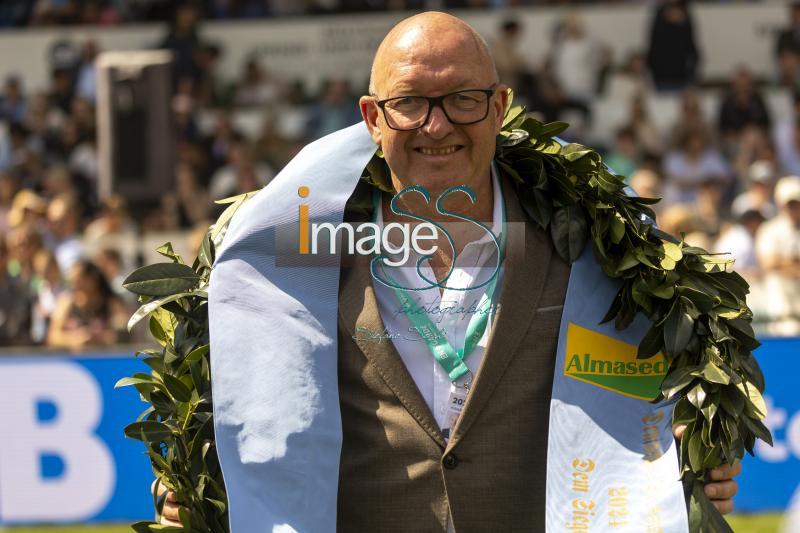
[369, 12, 498, 96]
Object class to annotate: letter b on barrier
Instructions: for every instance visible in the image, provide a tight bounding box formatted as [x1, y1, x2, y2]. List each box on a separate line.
[0, 361, 115, 522]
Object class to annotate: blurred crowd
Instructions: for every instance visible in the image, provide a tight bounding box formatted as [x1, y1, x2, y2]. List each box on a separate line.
[1, 0, 800, 349]
[0, 0, 742, 27]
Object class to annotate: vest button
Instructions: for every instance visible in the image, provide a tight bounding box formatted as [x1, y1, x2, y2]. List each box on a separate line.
[443, 453, 459, 470]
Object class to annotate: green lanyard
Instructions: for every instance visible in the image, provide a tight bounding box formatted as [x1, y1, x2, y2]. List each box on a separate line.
[372, 180, 507, 386]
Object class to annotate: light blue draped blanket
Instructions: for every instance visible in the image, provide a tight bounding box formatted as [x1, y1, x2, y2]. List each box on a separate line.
[209, 123, 687, 532]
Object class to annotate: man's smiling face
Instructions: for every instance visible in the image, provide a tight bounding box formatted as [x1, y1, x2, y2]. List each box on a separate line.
[361, 16, 508, 195]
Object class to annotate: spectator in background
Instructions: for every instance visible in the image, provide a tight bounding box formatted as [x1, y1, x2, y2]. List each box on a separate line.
[629, 168, 663, 203]
[491, 19, 526, 92]
[7, 189, 46, 231]
[173, 162, 211, 228]
[647, 0, 699, 92]
[84, 194, 136, 241]
[46, 259, 128, 350]
[670, 89, 713, 149]
[208, 141, 273, 200]
[93, 247, 130, 301]
[6, 222, 43, 285]
[204, 111, 243, 172]
[0, 75, 26, 123]
[774, 93, 800, 176]
[306, 79, 361, 140]
[0, 172, 19, 233]
[0, 122, 32, 172]
[755, 175, 800, 329]
[717, 67, 771, 142]
[607, 51, 652, 102]
[663, 128, 730, 206]
[756, 175, 800, 274]
[604, 126, 639, 181]
[715, 208, 765, 274]
[195, 43, 223, 107]
[160, 3, 203, 84]
[233, 59, 283, 109]
[730, 127, 777, 188]
[40, 164, 75, 199]
[254, 116, 305, 171]
[30, 248, 64, 344]
[775, 1, 800, 88]
[624, 93, 663, 156]
[48, 68, 75, 116]
[694, 177, 728, 237]
[0, 238, 31, 346]
[550, 13, 602, 105]
[46, 193, 85, 274]
[528, 72, 591, 141]
[732, 160, 778, 221]
[75, 39, 100, 102]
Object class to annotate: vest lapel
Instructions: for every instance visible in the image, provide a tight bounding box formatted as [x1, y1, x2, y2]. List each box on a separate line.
[338, 252, 447, 449]
[445, 180, 553, 450]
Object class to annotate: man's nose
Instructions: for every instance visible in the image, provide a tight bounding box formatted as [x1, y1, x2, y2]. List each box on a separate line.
[420, 103, 454, 139]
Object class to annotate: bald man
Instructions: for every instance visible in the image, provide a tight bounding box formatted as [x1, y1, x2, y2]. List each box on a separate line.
[158, 12, 740, 531]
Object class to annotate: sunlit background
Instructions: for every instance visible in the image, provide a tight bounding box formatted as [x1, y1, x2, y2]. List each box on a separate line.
[0, 1, 798, 532]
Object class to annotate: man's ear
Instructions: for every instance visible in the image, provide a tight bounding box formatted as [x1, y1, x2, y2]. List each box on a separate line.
[492, 84, 510, 134]
[359, 96, 382, 146]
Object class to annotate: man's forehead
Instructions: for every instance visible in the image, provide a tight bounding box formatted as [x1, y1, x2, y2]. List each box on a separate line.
[374, 48, 492, 95]
[370, 13, 495, 95]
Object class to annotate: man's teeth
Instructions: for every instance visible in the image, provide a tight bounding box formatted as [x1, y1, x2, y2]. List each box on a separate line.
[419, 146, 459, 155]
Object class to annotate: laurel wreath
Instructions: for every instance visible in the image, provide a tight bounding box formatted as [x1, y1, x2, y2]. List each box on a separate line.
[118, 93, 769, 533]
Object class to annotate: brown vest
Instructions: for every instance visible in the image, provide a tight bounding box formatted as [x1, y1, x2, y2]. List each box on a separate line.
[336, 183, 571, 532]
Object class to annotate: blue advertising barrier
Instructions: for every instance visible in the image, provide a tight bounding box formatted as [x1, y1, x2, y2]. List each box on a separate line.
[736, 337, 800, 513]
[0, 339, 796, 525]
[0, 354, 152, 525]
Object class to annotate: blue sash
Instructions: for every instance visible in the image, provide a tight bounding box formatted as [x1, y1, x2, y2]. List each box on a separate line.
[209, 123, 687, 532]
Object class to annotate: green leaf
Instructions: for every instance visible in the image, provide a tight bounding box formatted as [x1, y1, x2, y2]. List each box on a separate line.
[115, 373, 157, 389]
[701, 362, 731, 385]
[123, 263, 201, 297]
[185, 344, 210, 363]
[687, 383, 707, 410]
[156, 242, 184, 264]
[502, 104, 525, 128]
[736, 382, 767, 419]
[198, 231, 215, 268]
[688, 430, 703, 472]
[673, 398, 697, 426]
[128, 292, 196, 331]
[721, 386, 745, 417]
[662, 242, 683, 262]
[741, 415, 774, 447]
[664, 306, 693, 356]
[518, 186, 552, 229]
[164, 373, 193, 403]
[549, 204, 589, 263]
[637, 322, 663, 359]
[661, 367, 700, 400]
[211, 191, 257, 244]
[609, 212, 625, 244]
[538, 121, 569, 139]
[124, 421, 173, 442]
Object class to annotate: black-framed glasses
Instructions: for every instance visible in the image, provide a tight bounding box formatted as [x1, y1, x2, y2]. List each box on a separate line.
[375, 86, 497, 131]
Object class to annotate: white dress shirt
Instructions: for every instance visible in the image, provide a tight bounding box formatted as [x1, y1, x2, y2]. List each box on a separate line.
[370, 168, 504, 434]
[368, 168, 503, 533]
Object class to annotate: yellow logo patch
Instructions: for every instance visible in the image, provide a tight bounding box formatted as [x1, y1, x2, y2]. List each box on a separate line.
[564, 322, 667, 401]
